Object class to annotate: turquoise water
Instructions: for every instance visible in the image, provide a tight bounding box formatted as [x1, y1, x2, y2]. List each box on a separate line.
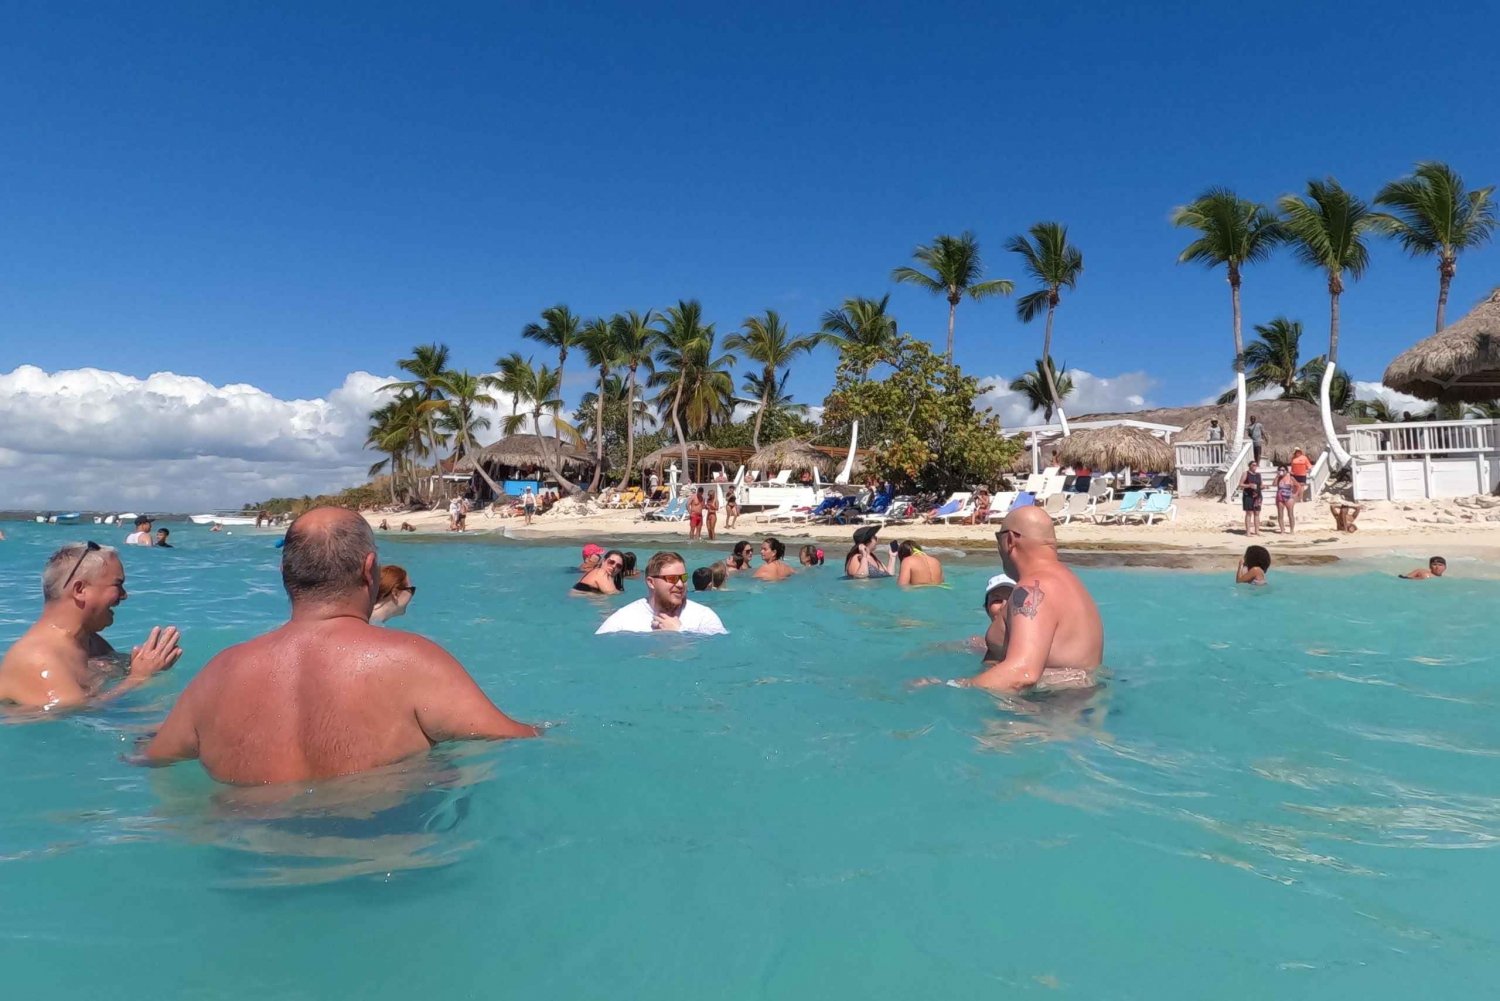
[3, 522, 1500, 997]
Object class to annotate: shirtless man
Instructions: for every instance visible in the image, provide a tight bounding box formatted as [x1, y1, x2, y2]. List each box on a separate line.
[687, 488, 705, 541]
[896, 540, 944, 586]
[0, 542, 182, 711]
[1400, 556, 1446, 580]
[918, 506, 1103, 693]
[143, 507, 538, 784]
[752, 537, 796, 581]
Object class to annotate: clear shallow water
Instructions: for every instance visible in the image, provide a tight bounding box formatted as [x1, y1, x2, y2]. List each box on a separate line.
[2, 522, 1500, 998]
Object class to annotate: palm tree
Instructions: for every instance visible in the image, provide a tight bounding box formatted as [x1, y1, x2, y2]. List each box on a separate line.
[1466, 400, 1500, 419]
[434, 369, 508, 498]
[366, 393, 427, 503]
[820, 294, 899, 379]
[724, 309, 820, 448]
[1351, 397, 1402, 423]
[891, 232, 1013, 361]
[1215, 317, 1305, 402]
[493, 351, 531, 426]
[611, 309, 658, 489]
[579, 316, 622, 493]
[381, 343, 451, 503]
[522, 305, 583, 487]
[649, 300, 735, 474]
[1291, 356, 1354, 413]
[1374, 162, 1496, 331]
[1172, 189, 1284, 445]
[1007, 222, 1084, 435]
[1009, 358, 1074, 422]
[738, 369, 806, 419]
[1279, 178, 1378, 465]
[500, 360, 579, 489]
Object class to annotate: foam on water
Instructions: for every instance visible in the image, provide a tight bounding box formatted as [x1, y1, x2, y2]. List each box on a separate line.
[2, 521, 1500, 997]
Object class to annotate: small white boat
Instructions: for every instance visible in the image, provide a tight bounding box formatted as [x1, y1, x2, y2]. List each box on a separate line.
[50, 512, 83, 524]
[188, 513, 260, 526]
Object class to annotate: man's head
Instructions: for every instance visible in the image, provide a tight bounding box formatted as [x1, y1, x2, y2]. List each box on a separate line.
[995, 505, 1057, 577]
[1430, 556, 1447, 576]
[761, 537, 785, 562]
[42, 542, 126, 630]
[1249, 416, 1259, 424]
[280, 507, 379, 610]
[155, 528, 170, 543]
[983, 572, 1016, 620]
[692, 566, 714, 591]
[1210, 419, 1219, 427]
[645, 551, 688, 612]
[134, 516, 152, 530]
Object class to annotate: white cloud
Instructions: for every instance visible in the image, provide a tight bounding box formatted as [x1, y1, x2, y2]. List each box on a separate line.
[975, 369, 1158, 429]
[1199, 382, 1284, 405]
[1351, 380, 1430, 414]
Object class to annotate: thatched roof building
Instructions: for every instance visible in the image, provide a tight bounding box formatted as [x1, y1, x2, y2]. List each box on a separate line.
[1054, 426, 1173, 472]
[1076, 398, 1344, 466]
[452, 433, 593, 473]
[1383, 288, 1500, 402]
[748, 438, 833, 473]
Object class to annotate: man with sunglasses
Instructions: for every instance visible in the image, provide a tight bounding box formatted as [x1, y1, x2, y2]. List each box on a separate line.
[596, 551, 727, 635]
[0, 542, 182, 710]
[143, 507, 538, 783]
[917, 505, 1102, 692]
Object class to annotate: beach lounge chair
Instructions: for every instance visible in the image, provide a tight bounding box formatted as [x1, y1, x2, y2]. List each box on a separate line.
[769, 469, 792, 486]
[929, 492, 973, 523]
[863, 497, 914, 525]
[1042, 492, 1072, 524]
[1036, 473, 1067, 499]
[981, 492, 1018, 521]
[753, 500, 796, 523]
[1021, 473, 1045, 494]
[1092, 490, 1144, 525]
[641, 497, 684, 521]
[1124, 491, 1177, 525]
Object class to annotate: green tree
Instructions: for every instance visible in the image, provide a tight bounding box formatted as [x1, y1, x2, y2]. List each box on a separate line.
[821, 335, 1019, 491]
[1172, 189, 1284, 444]
[891, 232, 1013, 361]
[1008, 222, 1084, 434]
[820, 294, 899, 380]
[1291, 356, 1354, 414]
[724, 309, 820, 449]
[579, 316, 622, 492]
[649, 300, 736, 474]
[1465, 400, 1500, 419]
[1280, 178, 1378, 464]
[574, 374, 653, 476]
[611, 309, 659, 489]
[501, 358, 579, 491]
[1214, 317, 1306, 404]
[366, 392, 427, 504]
[380, 342, 451, 502]
[434, 369, 508, 499]
[1009, 358, 1074, 423]
[1375, 161, 1496, 331]
[522, 304, 583, 485]
[1350, 397, 1402, 422]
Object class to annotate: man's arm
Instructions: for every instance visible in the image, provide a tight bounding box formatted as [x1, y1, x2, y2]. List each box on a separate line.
[141, 681, 201, 765]
[964, 580, 1057, 692]
[408, 639, 539, 742]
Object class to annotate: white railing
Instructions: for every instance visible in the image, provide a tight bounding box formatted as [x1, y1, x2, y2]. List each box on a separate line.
[1347, 419, 1500, 458]
[1173, 440, 1227, 471]
[1307, 450, 1331, 501]
[1220, 439, 1256, 503]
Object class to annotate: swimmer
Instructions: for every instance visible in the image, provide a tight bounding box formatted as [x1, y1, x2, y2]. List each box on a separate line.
[1400, 556, 1447, 580]
[154, 528, 174, 548]
[371, 565, 417, 623]
[973, 572, 1016, 656]
[378, 519, 390, 531]
[124, 515, 155, 546]
[1236, 544, 1270, 585]
[574, 550, 625, 595]
[621, 551, 640, 579]
[726, 541, 754, 572]
[753, 537, 796, 581]
[895, 540, 944, 586]
[579, 543, 604, 573]
[799, 545, 824, 566]
[0, 542, 182, 711]
[844, 525, 891, 579]
[143, 507, 538, 783]
[596, 551, 728, 635]
[691, 566, 716, 591]
[916, 506, 1103, 693]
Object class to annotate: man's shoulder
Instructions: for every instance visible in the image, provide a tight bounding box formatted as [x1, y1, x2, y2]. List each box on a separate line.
[597, 598, 651, 633]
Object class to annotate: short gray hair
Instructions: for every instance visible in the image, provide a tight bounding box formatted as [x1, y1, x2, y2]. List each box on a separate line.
[42, 543, 119, 601]
[280, 514, 376, 602]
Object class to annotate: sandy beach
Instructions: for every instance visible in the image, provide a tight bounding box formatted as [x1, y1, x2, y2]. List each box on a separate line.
[363, 493, 1500, 565]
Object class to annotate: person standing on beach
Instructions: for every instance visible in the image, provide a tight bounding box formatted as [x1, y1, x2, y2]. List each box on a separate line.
[1289, 447, 1311, 501]
[1247, 416, 1265, 462]
[1207, 418, 1224, 443]
[596, 551, 727, 635]
[0, 542, 182, 710]
[705, 489, 719, 541]
[1272, 464, 1298, 535]
[724, 488, 739, 529]
[753, 537, 796, 581]
[1238, 460, 1264, 536]
[522, 487, 536, 525]
[1400, 557, 1447, 579]
[687, 488, 705, 541]
[143, 508, 538, 783]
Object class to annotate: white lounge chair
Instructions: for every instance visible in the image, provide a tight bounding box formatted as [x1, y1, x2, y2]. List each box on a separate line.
[1042, 492, 1072, 524]
[1036, 474, 1067, 499]
[864, 496, 915, 525]
[982, 492, 1018, 521]
[769, 469, 792, 486]
[931, 492, 974, 523]
[754, 501, 797, 523]
[1021, 473, 1046, 494]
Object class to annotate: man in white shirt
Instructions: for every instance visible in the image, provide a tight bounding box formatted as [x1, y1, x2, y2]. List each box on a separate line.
[124, 516, 154, 546]
[596, 551, 727, 636]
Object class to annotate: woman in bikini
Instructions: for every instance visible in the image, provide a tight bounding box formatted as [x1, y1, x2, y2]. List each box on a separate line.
[705, 490, 719, 541]
[1272, 464, 1298, 534]
[572, 550, 625, 595]
[724, 488, 739, 529]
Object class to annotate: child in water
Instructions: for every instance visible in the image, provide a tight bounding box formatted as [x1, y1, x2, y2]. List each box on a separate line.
[1236, 545, 1271, 585]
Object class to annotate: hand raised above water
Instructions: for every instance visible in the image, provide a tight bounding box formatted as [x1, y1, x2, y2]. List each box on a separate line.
[130, 626, 183, 679]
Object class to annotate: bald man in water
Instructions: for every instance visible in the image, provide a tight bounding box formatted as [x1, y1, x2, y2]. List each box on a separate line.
[144, 507, 538, 783]
[919, 505, 1103, 693]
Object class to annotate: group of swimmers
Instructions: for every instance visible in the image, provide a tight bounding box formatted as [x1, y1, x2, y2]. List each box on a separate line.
[0, 502, 1104, 787]
[1236, 546, 1448, 585]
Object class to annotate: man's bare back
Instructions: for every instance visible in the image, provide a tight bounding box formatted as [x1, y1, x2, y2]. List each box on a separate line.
[980, 562, 1102, 690]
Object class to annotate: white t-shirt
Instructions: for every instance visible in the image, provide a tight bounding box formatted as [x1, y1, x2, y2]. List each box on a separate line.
[125, 531, 151, 545]
[595, 598, 728, 636]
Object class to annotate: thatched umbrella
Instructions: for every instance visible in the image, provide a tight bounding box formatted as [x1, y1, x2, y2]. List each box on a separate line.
[747, 438, 833, 473]
[1054, 426, 1172, 472]
[638, 441, 710, 469]
[1383, 287, 1500, 402]
[453, 433, 591, 473]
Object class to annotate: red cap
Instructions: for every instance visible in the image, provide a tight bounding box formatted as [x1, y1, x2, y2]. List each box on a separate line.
[582, 543, 605, 558]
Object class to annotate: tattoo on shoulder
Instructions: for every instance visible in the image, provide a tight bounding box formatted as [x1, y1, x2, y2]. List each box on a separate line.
[1010, 583, 1045, 620]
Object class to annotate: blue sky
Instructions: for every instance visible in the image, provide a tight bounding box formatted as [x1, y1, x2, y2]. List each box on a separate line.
[3, 0, 1497, 414]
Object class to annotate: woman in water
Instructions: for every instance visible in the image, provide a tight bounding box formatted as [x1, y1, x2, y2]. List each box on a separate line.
[799, 545, 824, 566]
[844, 525, 891, 579]
[1272, 463, 1299, 535]
[726, 541, 754, 572]
[372, 565, 417, 624]
[621, 551, 640, 579]
[573, 550, 625, 595]
[1236, 544, 1271, 585]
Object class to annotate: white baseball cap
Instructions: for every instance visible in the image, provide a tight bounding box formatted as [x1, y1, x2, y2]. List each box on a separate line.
[982, 572, 1016, 606]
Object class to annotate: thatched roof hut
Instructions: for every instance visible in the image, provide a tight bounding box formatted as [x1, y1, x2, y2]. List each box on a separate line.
[1383, 288, 1500, 402]
[1078, 398, 1344, 466]
[748, 438, 833, 473]
[1054, 427, 1173, 472]
[452, 433, 592, 473]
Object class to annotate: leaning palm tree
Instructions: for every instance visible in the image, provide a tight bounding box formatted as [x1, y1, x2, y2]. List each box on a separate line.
[611, 309, 658, 490]
[500, 360, 579, 490]
[648, 300, 735, 474]
[1172, 189, 1284, 445]
[1215, 316, 1306, 402]
[1009, 358, 1074, 423]
[578, 316, 622, 493]
[435, 369, 507, 498]
[381, 343, 451, 503]
[522, 305, 583, 483]
[820, 293, 899, 379]
[1374, 162, 1496, 331]
[493, 351, 531, 426]
[737, 369, 807, 420]
[1279, 178, 1377, 465]
[1007, 222, 1084, 435]
[891, 232, 1013, 361]
[724, 309, 820, 448]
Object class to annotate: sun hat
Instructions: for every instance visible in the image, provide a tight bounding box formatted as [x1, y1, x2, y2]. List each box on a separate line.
[852, 525, 880, 546]
[582, 543, 605, 559]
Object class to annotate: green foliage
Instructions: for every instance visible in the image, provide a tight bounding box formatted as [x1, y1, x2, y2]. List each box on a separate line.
[820, 336, 1018, 491]
[1009, 359, 1073, 421]
[244, 479, 390, 516]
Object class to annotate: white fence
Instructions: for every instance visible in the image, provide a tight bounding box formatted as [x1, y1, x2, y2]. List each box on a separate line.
[1347, 419, 1500, 501]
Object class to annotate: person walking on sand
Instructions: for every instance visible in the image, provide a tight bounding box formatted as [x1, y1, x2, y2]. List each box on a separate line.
[522, 486, 536, 525]
[1272, 464, 1298, 535]
[143, 508, 538, 783]
[1238, 460, 1264, 536]
[687, 488, 705, 542]
[705, 489, 719, 541]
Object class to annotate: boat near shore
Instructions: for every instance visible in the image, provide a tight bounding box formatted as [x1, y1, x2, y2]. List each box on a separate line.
[188, 513, 260, 526]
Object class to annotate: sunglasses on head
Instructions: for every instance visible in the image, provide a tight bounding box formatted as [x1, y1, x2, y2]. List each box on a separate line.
[650, 572, 689, 584]
[62, 540, 102, 589]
